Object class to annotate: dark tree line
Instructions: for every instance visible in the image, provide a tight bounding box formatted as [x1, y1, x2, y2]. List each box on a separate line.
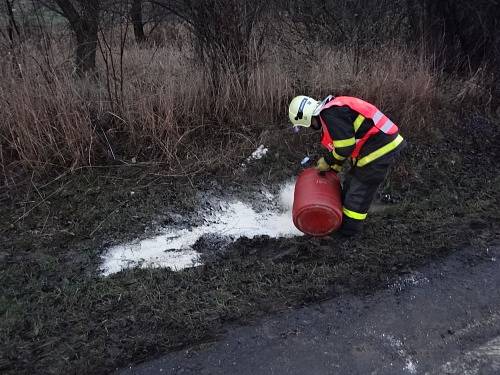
[2, 0, 500, 84]
[406, 0, 500, 72]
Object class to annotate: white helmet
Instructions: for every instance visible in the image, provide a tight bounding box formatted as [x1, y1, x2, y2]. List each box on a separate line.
[288, 95, 320, 128]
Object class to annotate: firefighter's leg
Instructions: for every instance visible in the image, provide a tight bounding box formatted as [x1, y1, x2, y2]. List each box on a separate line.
[340, 174, 380, 235]
[340, 160, 393, 235]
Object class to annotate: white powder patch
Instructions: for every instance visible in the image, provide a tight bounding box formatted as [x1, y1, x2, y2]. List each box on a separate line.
[404, 360, 418, 374]
[247, 145, 268, 161]
[390, 272, 430, 292]
[100, 182, 301, 276]
[279, 181, 295, 211]
[439, 336, 500, 374]
[263, 191, 274, 201]
[382, 333, 418, 374]
[101, 239, 202, 276]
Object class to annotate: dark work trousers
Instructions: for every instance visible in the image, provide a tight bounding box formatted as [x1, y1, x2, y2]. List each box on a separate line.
[340, 142, 406, 235]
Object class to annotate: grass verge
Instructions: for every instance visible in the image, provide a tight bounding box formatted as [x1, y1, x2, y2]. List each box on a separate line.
[1, 111, 499, 374]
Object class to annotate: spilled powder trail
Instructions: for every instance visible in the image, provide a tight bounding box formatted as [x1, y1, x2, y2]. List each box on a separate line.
[100, 182, 301, 276]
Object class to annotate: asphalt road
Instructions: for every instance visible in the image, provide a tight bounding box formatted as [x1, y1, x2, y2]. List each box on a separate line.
[119, 242, 500, 375]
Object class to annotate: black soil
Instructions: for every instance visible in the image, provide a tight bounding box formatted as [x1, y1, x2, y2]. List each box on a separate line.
[1, 116, 499, 374]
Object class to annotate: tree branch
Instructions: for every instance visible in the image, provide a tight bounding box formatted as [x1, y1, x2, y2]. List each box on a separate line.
[53, 0, 82, 29]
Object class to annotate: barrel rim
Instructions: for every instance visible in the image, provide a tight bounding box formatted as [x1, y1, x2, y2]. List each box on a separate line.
[293, 203, 343, 236]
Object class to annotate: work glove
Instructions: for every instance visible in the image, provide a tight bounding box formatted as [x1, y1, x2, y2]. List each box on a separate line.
[315, 157, 331, 172]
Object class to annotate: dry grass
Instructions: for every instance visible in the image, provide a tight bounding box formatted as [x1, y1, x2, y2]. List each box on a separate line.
[0, 33, 492, 180]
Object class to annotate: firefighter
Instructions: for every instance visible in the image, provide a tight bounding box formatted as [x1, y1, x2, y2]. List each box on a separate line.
[288, 95, 406, 236]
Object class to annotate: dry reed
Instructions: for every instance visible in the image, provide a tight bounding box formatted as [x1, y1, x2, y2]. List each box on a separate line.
[0, 33, 490, 179]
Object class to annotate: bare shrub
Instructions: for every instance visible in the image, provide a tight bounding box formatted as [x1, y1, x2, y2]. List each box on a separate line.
[0, 9, 495, 181]
[153, 0, 271, 91]
[0, 34, 292, 175]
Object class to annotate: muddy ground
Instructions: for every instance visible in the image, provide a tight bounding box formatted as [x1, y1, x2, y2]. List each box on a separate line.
[120, 242, 500, 375]
[1, 116, 500, 374]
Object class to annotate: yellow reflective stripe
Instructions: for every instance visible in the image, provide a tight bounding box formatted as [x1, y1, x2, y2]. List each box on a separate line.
[331, 164, 343, 172]
[343, 207, 367, 220]
[333, 137, 356, 148]
[353, 114, 365, 132]
[332, 149, 346, 161]
[356, 134, 404, 167]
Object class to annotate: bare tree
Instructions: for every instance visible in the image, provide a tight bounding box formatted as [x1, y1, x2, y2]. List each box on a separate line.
[3, 0, 20, 44]
[152, 0, 271, 89]
[129, 0, 145, 43]
[39, 0, 100, 76]
[101, 0, 146, 43]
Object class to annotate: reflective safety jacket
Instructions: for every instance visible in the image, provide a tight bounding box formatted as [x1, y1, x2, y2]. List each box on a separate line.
[318, 96, 404, 172]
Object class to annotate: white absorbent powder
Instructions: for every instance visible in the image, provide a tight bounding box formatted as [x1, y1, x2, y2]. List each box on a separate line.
[100, 182, 300, 276]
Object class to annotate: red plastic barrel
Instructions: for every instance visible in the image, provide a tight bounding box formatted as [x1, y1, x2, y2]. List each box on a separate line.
[292, 168, 343, 236]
